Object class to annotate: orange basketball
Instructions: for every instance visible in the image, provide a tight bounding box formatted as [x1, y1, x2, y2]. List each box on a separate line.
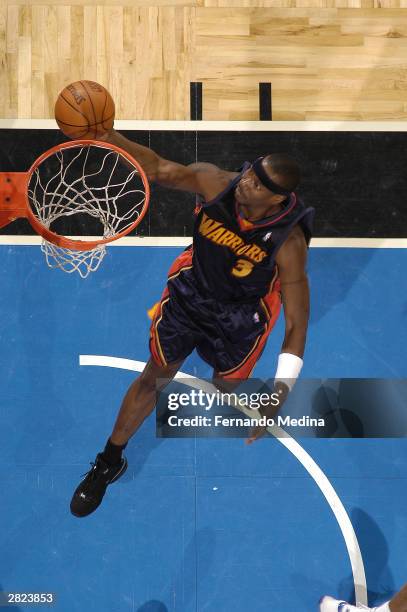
[55, 80, 115, 140]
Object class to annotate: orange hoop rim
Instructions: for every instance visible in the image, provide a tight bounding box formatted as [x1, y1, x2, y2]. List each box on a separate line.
[25, 139, 150, 251]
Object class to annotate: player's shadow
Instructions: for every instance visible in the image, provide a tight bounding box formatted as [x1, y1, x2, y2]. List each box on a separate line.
[136, 602, 168, 612]
[311, 382, 365, 438]
[337, 508, 396, 606]
[311, 379, 407, 438]
[136, 527, 216, 611]
[288, 509, 396, 608]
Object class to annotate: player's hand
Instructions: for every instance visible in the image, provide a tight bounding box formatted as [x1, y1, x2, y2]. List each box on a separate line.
[97, 128, 115, 142]
[245, 381, 290, 445]
[246, 423, 267, 444]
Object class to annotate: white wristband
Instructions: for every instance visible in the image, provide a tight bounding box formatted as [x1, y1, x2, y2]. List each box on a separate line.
[274, 352, 303, 391]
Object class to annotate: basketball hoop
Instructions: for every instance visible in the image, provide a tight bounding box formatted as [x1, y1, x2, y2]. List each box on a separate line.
[0, 140, 150, 278]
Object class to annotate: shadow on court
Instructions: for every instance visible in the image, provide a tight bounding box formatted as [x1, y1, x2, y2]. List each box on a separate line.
[337, 509, 396, 607]
[352, 508, 396, 607]
[311, 380, 407, 438]
[311, 382, 365, 438]
[136, 601, 168, 612]
[295, 508, 397, 607]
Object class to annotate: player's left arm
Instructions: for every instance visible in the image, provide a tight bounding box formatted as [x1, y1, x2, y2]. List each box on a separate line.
[246, 226, 309, 444]
[276, 225, 310, 360]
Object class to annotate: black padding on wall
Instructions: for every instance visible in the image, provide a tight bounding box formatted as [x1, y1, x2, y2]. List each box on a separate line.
[1, 129, 406, 238]
[259, 83, 272, 121]
[190, 83, 202, 121]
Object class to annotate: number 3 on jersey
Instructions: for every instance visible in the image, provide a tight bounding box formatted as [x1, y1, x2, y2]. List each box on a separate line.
[231, 258, 254, 277]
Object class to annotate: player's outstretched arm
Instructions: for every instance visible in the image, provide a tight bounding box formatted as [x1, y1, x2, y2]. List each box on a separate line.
[98, 129, 235, 200]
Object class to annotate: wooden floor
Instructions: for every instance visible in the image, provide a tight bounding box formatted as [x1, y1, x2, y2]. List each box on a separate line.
[2, 6, 407, 120]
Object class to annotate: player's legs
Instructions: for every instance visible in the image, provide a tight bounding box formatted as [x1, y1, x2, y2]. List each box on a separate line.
[110, 357, 183, 445]
[70, 252, 200, 517]
[70, 357, 183, 518]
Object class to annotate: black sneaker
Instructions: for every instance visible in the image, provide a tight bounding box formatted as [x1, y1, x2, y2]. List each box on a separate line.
[70, 453, 128, 517]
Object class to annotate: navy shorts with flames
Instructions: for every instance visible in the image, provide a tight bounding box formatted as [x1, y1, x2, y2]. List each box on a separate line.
[149, 249, 281, 379]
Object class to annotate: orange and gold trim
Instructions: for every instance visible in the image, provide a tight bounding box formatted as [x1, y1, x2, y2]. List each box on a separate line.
[149, 291, 170, 367]
[149, 248, 194, 367]
[167, 248, 193, 278]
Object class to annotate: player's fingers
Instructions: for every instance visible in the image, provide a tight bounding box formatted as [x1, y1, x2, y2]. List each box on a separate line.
[246, 430, 258, 444]
[246, 427, 263, 444]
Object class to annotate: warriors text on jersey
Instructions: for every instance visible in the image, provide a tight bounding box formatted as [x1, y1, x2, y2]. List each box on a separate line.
[192, 163, 314, 302]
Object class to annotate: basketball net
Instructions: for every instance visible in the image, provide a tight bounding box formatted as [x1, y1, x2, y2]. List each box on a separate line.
[40, 242, 107, 279]
[0, 140, 150, 278]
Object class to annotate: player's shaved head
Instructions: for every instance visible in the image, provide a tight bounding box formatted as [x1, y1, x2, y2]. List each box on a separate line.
[263, 154, 301, 193]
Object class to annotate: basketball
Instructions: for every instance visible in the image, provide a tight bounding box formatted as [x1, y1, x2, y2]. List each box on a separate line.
[54, 80, 115, 140]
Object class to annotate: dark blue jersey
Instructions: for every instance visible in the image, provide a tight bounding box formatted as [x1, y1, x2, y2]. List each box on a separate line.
[191, 162, 314, 303]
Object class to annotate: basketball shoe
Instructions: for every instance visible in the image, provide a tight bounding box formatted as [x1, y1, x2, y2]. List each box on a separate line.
[70, 453, 127, 517]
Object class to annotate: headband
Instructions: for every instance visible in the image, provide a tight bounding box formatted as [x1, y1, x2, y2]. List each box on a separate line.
[251, 157, 292, 196]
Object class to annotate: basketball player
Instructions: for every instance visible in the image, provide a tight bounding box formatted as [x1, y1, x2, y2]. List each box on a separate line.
[70, 128, 314, 517]
[320, 583, 407, 611]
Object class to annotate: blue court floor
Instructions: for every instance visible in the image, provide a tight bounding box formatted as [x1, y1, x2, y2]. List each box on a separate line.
[0, 245, 406, 611]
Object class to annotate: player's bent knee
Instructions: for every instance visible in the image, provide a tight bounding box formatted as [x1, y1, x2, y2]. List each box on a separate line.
[139, 358, 182, 393]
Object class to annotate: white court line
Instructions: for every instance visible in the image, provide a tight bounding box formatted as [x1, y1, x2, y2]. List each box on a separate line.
[79, 354, 368, 607]
[1, 118, 407, 131]
[0, 235, 407, 248]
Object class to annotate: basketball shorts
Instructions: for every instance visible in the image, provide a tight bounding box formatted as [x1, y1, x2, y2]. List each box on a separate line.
[149, 249, 281, 379]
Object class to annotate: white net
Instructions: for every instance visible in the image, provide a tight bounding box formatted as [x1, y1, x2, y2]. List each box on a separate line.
[27, 142, 148, 278]
[41, 242, 107, 279]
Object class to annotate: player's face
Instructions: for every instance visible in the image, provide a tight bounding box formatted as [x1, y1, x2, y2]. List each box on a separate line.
[235, 167, 286, 208]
